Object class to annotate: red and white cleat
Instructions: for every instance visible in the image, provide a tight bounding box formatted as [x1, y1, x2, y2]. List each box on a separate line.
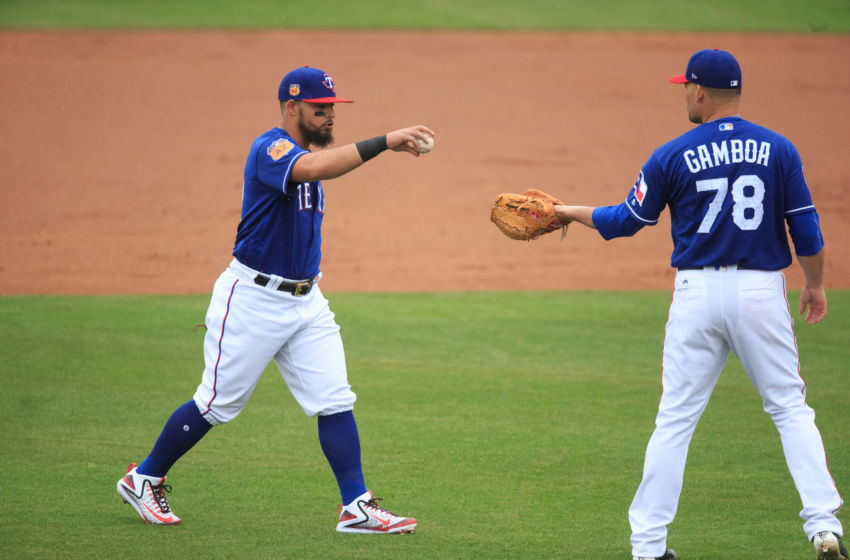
[116, 462, 182, 525]
[336, 490, 415, 534]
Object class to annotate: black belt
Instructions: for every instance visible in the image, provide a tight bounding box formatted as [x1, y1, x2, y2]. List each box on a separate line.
[254, 274, 315, 296]
[678, 264, 754, 271]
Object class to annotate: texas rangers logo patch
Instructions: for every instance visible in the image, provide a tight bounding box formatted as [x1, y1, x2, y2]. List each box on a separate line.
[289, 84, 300, 96]
[633, 171, 648, 206]
[322, 74, 335, 91]
[267, 138, 294, 161]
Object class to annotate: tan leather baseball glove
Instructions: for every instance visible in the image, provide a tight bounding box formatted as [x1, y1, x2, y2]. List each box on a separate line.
[490, 188, 567, 241]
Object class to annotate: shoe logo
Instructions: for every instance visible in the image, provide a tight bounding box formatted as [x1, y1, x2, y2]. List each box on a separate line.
[357, 502, 390, 527]
[360, 501, 392, 526]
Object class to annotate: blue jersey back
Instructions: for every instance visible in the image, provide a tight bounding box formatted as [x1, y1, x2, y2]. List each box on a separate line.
[626, 117, 815, 270]
[233, 128, 325, 280]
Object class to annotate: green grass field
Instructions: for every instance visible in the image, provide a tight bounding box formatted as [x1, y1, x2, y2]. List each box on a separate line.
[1, 292, 847, 559]
[1, 0, 849, 32]
[2, 1, 848, 558]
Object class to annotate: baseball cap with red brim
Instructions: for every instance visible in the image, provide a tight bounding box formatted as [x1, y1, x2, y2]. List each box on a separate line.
[278, 66, 353, 103]
[670, 49, 741, 89]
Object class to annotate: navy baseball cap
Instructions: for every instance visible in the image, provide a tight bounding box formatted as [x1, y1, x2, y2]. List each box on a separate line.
[278, 66, 353, 103]
[670, 49, 741, 89]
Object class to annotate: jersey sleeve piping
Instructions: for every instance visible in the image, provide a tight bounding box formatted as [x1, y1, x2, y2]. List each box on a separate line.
[785, 204, 815, 216]
[624, 198, 658, 225]
[281, 151, 308, 195]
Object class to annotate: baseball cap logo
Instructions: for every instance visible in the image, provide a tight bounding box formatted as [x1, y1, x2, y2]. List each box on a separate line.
[670, 49, 742, 89]
[278, 66, 353, 103]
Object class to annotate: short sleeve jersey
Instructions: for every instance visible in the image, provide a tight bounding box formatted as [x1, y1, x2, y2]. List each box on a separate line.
[232, 127, 325, 280]
[620, 117, 815, 270]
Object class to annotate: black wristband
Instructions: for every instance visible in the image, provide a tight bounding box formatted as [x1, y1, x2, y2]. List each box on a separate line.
[355, 135, 388, 162]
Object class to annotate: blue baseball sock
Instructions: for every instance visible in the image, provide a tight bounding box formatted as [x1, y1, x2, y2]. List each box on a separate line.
[318, 410, 367, 505]
[137, 400, 213, 477]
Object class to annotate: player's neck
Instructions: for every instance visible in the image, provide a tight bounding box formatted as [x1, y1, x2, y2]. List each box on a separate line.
[701, 104, 740, 124]
[279, 120, 308, 150]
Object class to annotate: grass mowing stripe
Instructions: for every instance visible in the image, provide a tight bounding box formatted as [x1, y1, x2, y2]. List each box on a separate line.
[1, 0, 849, 31]
[0, 292, 847, 559]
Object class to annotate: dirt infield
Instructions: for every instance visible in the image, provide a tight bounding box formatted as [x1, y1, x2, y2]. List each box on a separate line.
[1, 30, 848, 294]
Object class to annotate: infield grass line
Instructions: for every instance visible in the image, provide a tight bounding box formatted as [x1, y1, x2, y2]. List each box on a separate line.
[0, 292, 847, 559]
[1, 0, 849, 32]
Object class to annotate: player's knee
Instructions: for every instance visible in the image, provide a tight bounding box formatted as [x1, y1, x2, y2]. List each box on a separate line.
[311, 404, 355, 417]
[304, 389, 357, 418]
[192, 396, 243, 426]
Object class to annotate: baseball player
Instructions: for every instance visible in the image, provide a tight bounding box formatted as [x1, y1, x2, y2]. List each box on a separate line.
[553, 49, 845, 560]
[116, 66, 434, 534]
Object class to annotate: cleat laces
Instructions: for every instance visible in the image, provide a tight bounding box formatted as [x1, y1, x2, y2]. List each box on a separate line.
[364, 497, 397, 518]
[150, 483, 174, 514]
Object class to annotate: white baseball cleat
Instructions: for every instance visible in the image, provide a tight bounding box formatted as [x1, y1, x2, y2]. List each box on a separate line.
[116, 462, 182, 525]
[336, 490, 416, 534]
[813, 531, 848, 560]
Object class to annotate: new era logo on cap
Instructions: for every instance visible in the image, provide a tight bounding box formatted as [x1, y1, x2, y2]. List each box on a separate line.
[278, 66, 353, 104]
[670, 49, 742, 89]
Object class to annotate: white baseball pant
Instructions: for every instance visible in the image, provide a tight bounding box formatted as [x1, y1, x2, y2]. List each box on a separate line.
[629, 266, 843, 557]
[193, 259, 356, 425]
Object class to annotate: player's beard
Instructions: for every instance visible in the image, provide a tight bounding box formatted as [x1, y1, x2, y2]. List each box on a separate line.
[297, 110, 333, 148]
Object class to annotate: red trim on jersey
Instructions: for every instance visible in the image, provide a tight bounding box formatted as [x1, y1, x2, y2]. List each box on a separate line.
[202, 278, 239, 416]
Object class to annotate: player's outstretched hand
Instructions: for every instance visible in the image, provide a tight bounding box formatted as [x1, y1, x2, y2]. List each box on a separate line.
[799, 285, 827, 325]
[386, 126, 436, 156]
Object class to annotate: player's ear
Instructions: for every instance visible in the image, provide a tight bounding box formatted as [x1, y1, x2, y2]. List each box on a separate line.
[282, 100, 298, 117]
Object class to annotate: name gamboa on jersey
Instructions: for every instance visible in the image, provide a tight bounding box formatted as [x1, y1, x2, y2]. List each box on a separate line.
[627, 117, 815, 270]
[233, 128, 326, 280]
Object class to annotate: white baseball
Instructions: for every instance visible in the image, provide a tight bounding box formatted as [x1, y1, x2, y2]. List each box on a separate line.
[416, 134, 434, 154]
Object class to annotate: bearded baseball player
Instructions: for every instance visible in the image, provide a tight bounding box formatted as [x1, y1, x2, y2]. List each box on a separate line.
[553, 49, 845, 560]
[116, 66, 434, 534]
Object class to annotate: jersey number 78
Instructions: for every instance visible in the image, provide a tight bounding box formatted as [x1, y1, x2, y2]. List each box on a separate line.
[696, 174, 765, 233]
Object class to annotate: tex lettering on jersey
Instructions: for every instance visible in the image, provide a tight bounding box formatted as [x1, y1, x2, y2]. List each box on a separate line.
[232, 128, 325, 280]
[295, 182, 326, 213]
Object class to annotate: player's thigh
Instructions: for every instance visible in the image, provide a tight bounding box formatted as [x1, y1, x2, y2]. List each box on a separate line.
[661, 272, 729, 413]
[273, 293, 355, 417]
[730, 271, 805, 410]
[194, 273, 297, 424]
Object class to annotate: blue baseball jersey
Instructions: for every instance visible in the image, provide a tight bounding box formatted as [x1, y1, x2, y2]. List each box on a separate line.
[233, 127, 325, 280]
[592, 116, 824, 270]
